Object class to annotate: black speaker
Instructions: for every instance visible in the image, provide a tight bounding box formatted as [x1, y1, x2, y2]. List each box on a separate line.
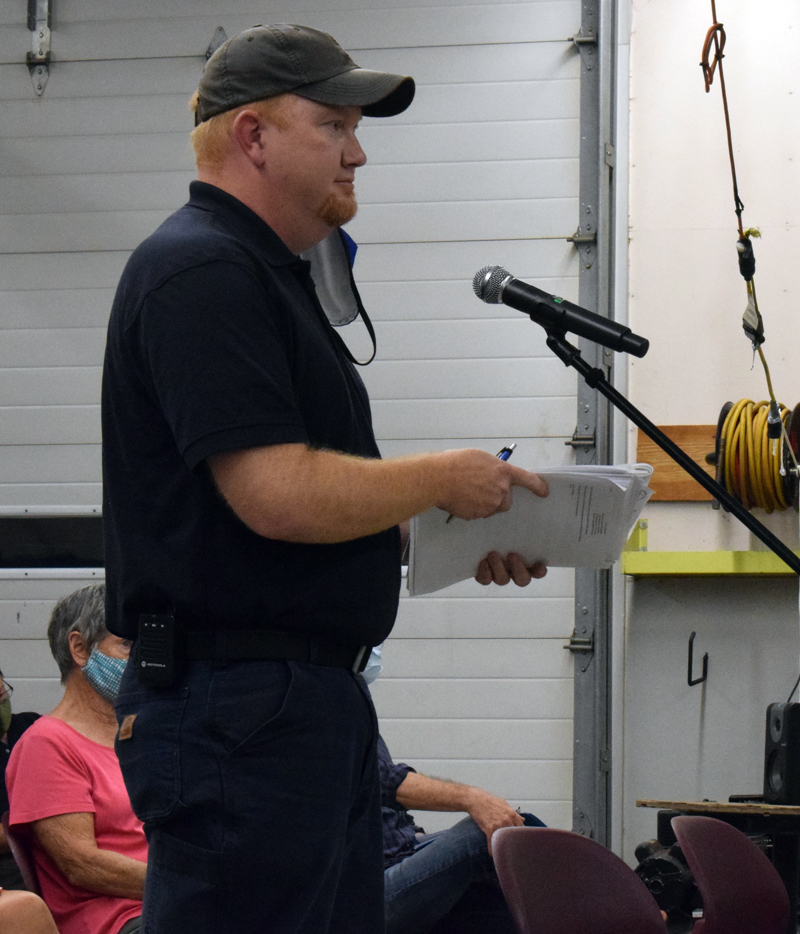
[763, 702, 800, 804]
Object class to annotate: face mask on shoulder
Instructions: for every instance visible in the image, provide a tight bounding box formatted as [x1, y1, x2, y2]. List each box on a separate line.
[82, 646, 128, 703]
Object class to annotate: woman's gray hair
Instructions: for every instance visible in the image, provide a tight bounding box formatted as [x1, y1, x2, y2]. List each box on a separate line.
[48, 583, 108, 683]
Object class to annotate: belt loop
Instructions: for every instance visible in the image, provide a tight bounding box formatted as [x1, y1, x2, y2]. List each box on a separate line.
[214, 630, 228, 668]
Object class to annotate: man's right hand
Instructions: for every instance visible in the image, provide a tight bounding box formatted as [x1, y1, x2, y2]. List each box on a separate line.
[435, 448, 548, 521]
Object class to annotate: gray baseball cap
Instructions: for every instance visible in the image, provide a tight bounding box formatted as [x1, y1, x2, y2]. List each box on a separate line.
[196, 24, 415, 123]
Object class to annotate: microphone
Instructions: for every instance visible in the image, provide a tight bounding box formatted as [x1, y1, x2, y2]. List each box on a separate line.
[473, 265, 649, 358]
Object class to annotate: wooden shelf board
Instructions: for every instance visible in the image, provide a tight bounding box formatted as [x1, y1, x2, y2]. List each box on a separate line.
[637, 425, 717, 501]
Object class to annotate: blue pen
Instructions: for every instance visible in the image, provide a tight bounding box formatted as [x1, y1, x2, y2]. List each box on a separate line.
[445, 443, 517, 523]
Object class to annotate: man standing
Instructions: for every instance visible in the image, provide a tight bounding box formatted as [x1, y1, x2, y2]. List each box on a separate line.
[102, 23, 547, 934]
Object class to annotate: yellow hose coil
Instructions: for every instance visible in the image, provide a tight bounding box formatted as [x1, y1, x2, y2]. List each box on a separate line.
[720, 399, 791, 512]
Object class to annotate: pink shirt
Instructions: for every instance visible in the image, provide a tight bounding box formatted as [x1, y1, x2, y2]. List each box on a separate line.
[6, 715, 147, 934]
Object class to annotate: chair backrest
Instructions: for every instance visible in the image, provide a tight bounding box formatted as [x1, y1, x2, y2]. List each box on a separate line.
[1, 810, 41, 895]
[671, 815, 789, 934]
[492, 826, 667, 934]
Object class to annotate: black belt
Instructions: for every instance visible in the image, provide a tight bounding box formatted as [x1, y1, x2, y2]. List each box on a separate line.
[183, 628, 371, 673]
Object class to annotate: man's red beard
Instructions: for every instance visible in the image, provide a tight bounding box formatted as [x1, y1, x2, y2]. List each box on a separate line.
[318, 188, 358, 227]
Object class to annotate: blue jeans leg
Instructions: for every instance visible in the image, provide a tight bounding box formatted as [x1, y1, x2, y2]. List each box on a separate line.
[384, 816, 496, 934]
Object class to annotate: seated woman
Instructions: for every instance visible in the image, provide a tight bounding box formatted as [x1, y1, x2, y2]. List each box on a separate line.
[6, 583, 147, 934]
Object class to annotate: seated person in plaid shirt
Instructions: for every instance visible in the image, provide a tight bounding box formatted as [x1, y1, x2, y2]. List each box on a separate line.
[378, 733, 545, 934]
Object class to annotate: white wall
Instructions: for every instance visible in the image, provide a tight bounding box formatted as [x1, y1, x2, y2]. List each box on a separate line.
[622, 576, 799, 860]
[622, 0, 800, 862]
[627, 0, 800, 551]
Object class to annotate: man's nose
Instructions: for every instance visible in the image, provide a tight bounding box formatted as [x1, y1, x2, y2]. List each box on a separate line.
[346, 134, 367, 168]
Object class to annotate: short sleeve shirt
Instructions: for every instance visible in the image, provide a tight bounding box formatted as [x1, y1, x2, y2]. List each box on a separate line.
[6, 716, 147, 934]
[102, 182, 401, 643]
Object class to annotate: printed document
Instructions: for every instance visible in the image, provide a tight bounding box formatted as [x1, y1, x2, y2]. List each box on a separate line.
[408, 463, 653, 596]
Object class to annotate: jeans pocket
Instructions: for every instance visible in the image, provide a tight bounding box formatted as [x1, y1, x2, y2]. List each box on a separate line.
[115, 685, 189, 825]
[206, 660, 296, 756]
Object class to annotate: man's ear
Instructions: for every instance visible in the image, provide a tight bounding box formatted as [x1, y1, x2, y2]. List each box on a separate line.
[231, 109, 268, 167]
[68, 629, 90, 668]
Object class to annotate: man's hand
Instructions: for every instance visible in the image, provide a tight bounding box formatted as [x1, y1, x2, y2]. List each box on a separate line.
[463, 787, 524, 854]
[438, 452, 549, 586]
[475, 551, 547, 587]
[435, 450, 548, 522]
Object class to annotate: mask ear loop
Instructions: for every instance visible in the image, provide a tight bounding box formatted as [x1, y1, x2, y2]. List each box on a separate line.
[306, 228, 377, 366]
[339, 258, 377, 367]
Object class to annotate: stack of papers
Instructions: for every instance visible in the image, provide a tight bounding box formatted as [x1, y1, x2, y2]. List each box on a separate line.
[408, 464, 653, 596]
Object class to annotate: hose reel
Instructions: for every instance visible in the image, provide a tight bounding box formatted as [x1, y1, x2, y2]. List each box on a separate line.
[707, 400, 800, 512]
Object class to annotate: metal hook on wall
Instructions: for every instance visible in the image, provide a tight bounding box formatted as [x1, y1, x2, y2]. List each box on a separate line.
[687, 631, 709, 686]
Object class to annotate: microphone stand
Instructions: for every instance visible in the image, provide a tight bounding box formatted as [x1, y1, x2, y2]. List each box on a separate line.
[544, 329, 800, 575]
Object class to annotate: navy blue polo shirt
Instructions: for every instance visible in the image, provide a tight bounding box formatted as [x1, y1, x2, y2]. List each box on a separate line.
[102, 181, 401, 644]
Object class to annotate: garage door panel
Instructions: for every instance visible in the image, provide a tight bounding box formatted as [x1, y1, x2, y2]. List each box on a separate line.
[0, 445, 100, 483]
[381, 718, 573, 759]
[0, 484, 101, 508]
[389, 596, 574, 638]
[371, 396, 575, 440]
[383, 638, 574, 679]
[0, 407, 100, 445]
[0, 368, 101, 405]
[358, 275, 578, 322]
[0, 252, 129, 290]
[1, 5, 579, 62]
[371, 677, 573, 717]
[396, 760, 572, 802]
[361, 358, 574, 400]
[353, 238, 578, 283]
[0, 134, 193, 178]
[0, 329, 106, 367]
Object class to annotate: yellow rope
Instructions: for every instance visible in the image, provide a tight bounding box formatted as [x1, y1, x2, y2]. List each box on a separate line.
[721, 398, 792, 512]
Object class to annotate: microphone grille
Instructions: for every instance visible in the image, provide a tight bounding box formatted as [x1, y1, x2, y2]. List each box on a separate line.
[472, 265, 510, 303]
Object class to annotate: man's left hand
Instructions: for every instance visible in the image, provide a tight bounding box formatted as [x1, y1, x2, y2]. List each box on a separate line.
[465, 788, 525, 854]
[475, 551, 547, 587]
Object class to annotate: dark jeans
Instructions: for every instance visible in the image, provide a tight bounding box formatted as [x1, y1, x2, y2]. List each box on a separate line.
[115, 657, 384, 934]
[385, 812, 545, 934]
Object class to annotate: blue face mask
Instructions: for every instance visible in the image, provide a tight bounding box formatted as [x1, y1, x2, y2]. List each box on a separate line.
[82, 646, 127, 702]
[362, 646, 383, 686]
